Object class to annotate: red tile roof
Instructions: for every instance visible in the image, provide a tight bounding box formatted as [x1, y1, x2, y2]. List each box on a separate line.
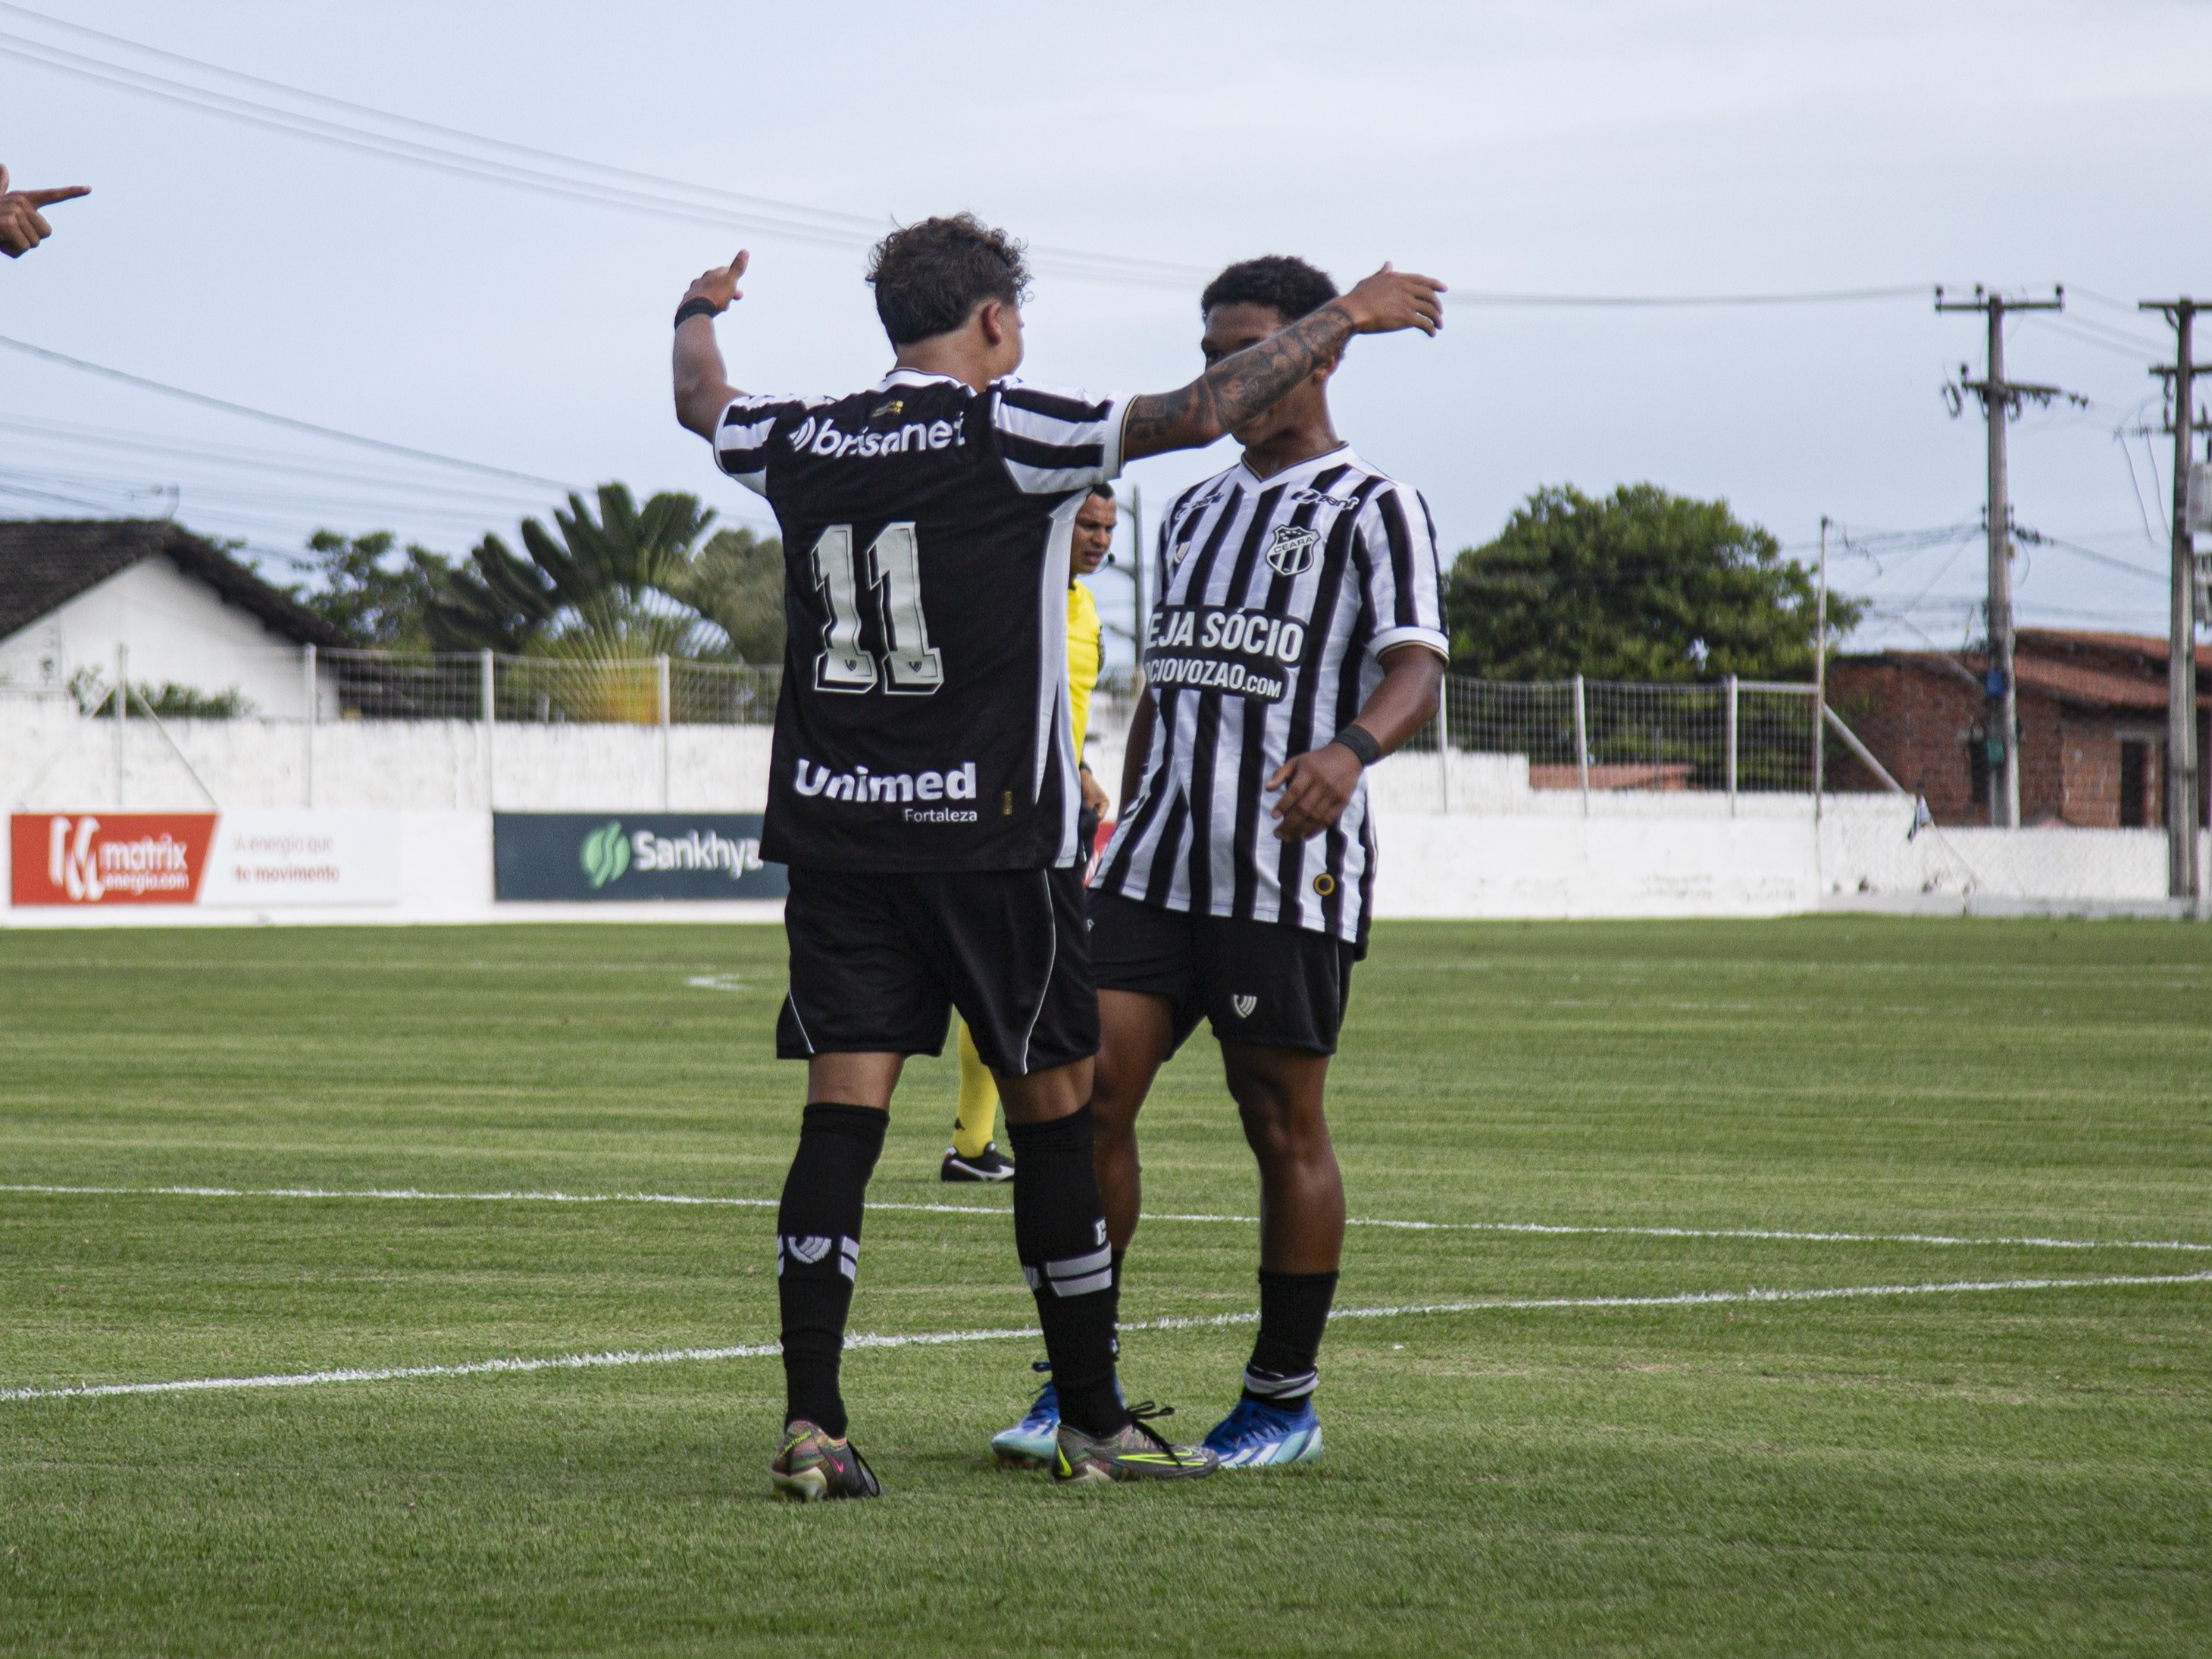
[1838, 628, 2211, 712]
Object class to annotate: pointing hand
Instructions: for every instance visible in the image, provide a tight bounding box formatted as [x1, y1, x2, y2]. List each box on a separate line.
[680, 249, 750, 317]
[0, 165, 91, 258]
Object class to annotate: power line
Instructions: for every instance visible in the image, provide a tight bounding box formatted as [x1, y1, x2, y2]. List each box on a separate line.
[0, 28, 1206, 286]
[2026, 314, 2167, 362]
[0, 1, 1210, 283]
[0, 16, 1938, 311]
[1445, 285, 1927, 308]
[0, 2, 890, 234]
[2011, 526, 2167, 584]
[0, 332, 574, 490]
[0, 415, 555, 509]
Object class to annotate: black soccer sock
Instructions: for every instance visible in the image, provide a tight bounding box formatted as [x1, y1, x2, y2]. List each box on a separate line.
[1243, 1268, 1340, 1407]
[1108, 1247, 1126, 1356]
[1006, 1107, 1129, 1438]
[774, 1102, 887, 1439]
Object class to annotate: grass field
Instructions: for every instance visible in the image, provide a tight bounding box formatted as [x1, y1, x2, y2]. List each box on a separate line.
[2, 917, 2209, 1656]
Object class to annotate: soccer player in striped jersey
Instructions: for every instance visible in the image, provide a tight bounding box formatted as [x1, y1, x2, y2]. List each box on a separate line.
[993, 255, 1447, 1470]
[942, 484, 1117, 1184]
[672, 220, 1444, 1497]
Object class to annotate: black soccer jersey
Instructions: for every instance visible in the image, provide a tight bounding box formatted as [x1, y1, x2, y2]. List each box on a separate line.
[713, 371, 1125, 872]
[1092, 446, 1447, 946]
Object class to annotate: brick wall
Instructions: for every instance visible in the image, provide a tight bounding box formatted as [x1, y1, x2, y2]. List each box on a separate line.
[1828, 654, 2208, 828]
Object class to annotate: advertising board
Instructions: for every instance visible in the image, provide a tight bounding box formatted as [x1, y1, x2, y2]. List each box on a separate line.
[10, 811, 400, 907]
[493, 812, 786, 901]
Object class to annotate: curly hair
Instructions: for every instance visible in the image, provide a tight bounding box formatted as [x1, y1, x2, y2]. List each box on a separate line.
[866, 214, 1031, 346]
[1199, 255, 1339, 325]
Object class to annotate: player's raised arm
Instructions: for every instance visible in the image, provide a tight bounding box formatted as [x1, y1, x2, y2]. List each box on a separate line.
[671, 250, 749, 437]
[1121, 262, 1444, 460]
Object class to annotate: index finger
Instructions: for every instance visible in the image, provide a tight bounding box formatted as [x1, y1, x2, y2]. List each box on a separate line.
[729, 249, 749, 277]
[23, 185, 91, 207]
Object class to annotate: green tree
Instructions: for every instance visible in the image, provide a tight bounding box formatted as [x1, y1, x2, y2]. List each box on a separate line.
[288, 530, 452, 650]
[426, 484, 718, 656]
[671, 526, 787, 665]
[1444, 484, 1861, 681]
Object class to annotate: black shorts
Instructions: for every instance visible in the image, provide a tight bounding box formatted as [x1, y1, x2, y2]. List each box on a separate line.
[777, 864, 1097, 1077]
[1088, 891, 1358, 1056]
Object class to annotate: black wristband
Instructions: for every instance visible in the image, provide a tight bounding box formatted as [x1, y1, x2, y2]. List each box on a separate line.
[674, 297, 722, 328]
[1330, 726, 1383, 768]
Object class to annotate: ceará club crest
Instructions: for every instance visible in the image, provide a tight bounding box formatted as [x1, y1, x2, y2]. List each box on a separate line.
[1265, 524, 1319, 576]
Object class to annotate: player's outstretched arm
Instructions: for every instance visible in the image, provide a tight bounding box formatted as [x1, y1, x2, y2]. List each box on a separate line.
[0, 165, 91, 259]
[1122, 263, 1444, 461]
[672, 250, 749, 438]
[1266, 643, 1445, 841]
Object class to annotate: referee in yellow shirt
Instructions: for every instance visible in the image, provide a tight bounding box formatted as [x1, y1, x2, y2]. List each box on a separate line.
[940, 483, 1117, 1181]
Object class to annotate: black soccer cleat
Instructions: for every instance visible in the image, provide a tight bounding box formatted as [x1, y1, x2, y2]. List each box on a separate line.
[940, 1142, 1015, 1183]
[771, 1420, 883, 1501]
[1052, 1404, 1219, 1485]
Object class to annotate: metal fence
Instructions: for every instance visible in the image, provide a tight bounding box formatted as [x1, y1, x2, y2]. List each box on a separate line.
[318, 650, 780, 726]
[58, 645, 1826, 794]
[1422, 675, 1819, 796]
[1092, 671, 1824, 800]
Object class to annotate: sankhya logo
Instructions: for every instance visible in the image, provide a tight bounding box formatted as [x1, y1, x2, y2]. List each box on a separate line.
[580, 820, 763, 887]
[784, 1235, 833, 1264]
[580, 820, 630, 889]
[1266, 524, 1319, 575]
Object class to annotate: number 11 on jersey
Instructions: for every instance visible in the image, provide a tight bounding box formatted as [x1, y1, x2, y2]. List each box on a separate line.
[808, 521, 945, 696]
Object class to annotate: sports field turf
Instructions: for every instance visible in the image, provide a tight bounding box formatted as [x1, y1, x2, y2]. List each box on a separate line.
[2, 917, 2207, 1656]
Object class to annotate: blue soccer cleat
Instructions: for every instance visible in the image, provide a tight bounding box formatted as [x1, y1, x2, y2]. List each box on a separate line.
[990, 1362, 1060, 1467]
[1200, 1396, 1325, 1468]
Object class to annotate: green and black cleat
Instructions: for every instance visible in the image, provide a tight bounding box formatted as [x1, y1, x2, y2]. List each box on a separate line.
[1051, 1404, 1219, 1485]
[771, 1420, 883, 1501]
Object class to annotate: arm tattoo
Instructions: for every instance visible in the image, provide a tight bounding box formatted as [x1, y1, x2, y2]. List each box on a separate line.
[1124, 302, 1355, 457]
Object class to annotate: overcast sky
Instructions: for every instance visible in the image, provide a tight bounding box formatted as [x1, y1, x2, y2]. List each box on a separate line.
[4, 0, 2208, 664]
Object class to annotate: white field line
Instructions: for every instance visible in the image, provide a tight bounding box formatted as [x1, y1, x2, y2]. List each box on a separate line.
[3, 1182, 2208, 1256]
[5, 1271, 2207, 1406]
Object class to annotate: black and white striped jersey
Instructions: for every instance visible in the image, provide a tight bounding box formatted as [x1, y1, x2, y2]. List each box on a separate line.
[711, 371, 1125, 872]
[1092, 446, 1447, 945]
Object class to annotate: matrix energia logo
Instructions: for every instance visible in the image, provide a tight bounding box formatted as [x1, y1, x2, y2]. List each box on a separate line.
[580, 820, 630, 889]
[8, 812, 218, 905]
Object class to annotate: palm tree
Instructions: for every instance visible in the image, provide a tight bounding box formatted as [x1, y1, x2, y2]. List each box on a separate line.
[426, 484, 729, 722]
[426, 484, 718, 657]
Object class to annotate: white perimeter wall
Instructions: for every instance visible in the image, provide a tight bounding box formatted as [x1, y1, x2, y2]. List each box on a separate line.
[1, 705, 2192, 924]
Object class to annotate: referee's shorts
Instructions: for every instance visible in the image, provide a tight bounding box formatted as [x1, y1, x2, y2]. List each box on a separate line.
[1087, 891, 1359, 1056]
[776, 864, 1096, 1077]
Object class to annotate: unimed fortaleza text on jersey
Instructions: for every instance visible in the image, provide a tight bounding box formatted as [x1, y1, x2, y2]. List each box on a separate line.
[1093, 446, 1447, 946]
[712, 371, 1124, 872]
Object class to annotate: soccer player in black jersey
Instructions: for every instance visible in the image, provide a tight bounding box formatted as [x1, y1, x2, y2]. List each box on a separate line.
[671, 218, 1443, 1497]
[1018, 255, 1449, 1470]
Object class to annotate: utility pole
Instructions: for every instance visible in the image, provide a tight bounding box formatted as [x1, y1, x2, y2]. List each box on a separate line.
[2142, 296, 2207, 906]
[1938, 284, 2063, 828]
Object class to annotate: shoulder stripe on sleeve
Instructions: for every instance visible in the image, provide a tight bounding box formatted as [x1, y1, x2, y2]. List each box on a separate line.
[996, 383, 1118, 424]
[993, 383, 1127, 494]
[712, 394, 821, 495]
[1370, 487, 1428, 630]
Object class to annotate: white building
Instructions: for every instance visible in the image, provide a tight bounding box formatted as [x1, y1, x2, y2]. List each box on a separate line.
[0, 520, 346, 718]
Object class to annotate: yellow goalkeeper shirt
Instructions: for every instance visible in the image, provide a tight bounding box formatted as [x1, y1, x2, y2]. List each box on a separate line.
[1066, 578, 1102, 758]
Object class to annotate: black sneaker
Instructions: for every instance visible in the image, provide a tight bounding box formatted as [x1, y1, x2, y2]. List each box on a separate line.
[940, 1142, 1015, 1183]
[770, 1420, 883, 1501]
[1052, 1404, 1219, 1484]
